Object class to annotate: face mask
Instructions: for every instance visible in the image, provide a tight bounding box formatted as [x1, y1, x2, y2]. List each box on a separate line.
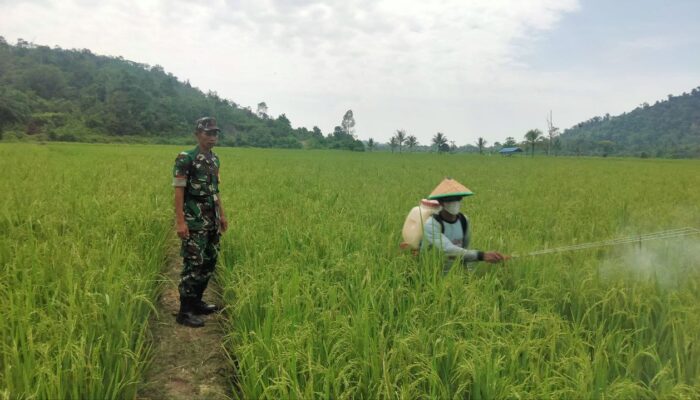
[443, 201, 461, 215]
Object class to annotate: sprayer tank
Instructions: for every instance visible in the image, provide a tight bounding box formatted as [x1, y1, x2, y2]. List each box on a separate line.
[401, 199, 441, 250]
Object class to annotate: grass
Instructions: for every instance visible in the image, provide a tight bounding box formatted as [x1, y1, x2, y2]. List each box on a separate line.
[1, 143, 699, 399]
[0, 143, 172, 399]
[214, 150, 700, 399]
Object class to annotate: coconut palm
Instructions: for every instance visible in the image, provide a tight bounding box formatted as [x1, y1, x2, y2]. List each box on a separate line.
[406, 135, 418, 151]
[389, 136, 398, 153]
[394, 129, 406, 153]
[476, 137, 487, 154]
[524, 129, 543, 157]
[432, 132, 448, 153]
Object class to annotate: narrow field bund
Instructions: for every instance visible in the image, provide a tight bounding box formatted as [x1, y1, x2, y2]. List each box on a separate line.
[1, 143, 700, 399]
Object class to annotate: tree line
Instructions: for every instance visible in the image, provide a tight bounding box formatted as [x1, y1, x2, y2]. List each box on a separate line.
[2, 38, 697, 158]
[374, 94, 700, 158]
[371, 129, 552, 155]
[557, 90, 700, 158]
[0, 38, 364, 150]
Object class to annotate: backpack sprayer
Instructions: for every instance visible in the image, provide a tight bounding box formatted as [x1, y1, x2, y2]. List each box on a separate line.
[510, 227, 700, 259]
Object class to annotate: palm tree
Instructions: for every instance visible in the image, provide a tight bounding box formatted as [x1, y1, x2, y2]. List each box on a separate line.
[406, 135, 418, 151]
[432, 132, 448, 153]
[367, 138, 375, 152]
[389, 136, 398, 153]
[524, 129, 543, 157]
[476, 137, 487, 154]
[395, 129, 406, 153]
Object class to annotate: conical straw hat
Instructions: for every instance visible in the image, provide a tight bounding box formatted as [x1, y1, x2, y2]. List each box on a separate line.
[427, 178, 473, 200]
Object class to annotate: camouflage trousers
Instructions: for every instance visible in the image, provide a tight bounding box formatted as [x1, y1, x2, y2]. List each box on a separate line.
[178, 229, 221, 300]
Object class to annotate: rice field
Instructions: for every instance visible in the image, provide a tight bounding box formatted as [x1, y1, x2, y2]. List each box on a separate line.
[1, 143, 700, 399]
[0, 144, 173, 399]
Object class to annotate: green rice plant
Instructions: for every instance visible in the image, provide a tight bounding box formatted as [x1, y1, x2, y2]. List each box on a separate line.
[215, 150, 700, 399]
[0, 143, 173, 399]
[2, 144, 699, 399]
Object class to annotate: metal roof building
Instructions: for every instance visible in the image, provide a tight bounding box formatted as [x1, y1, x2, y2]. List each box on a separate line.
[498, 147, 523, 155]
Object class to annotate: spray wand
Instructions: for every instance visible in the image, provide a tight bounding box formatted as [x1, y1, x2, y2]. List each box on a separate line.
[510, 227, 700, 259]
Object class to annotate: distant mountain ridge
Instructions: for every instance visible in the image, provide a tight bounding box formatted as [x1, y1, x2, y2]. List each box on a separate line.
[0, 37, 364, 150]
[2, 38, 699, 157]
[559, 87, 700, 158]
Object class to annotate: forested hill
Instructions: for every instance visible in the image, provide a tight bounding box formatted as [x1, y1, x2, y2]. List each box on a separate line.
[559, 88, 700, 158]
[0, 38, 364, 150]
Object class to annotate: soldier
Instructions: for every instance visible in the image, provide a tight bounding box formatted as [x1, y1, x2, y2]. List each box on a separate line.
[172, 117, 229, 328]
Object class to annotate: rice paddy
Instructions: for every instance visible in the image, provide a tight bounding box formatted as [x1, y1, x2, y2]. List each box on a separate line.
[1, 143, 699, 399]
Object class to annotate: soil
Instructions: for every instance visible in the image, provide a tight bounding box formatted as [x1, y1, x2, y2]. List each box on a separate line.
[137, 245, 236, 400]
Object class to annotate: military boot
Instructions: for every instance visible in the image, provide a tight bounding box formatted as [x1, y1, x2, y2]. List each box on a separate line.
[176, 298, 205, 328]
[193, 295, 221, 315]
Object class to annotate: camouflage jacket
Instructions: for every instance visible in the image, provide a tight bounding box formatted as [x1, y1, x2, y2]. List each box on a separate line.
[173, 146, 221, 231]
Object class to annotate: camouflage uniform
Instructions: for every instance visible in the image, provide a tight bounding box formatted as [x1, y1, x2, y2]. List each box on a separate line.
[173, 146, 221, 301]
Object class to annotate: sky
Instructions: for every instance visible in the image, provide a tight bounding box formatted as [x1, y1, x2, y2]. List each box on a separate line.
[1, 0, 699, 145]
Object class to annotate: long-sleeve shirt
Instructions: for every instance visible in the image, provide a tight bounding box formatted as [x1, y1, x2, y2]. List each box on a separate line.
[421, 214, 480, 262]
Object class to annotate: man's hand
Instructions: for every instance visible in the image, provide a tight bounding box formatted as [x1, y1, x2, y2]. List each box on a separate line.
[176, 221, 189, 239]
[483, 252, 508, 263]
[219, 216, 228, 233]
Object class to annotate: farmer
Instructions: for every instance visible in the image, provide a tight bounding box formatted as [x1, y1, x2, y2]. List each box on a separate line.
[422, 178, 506, 269]
[172, 117, 228, 328]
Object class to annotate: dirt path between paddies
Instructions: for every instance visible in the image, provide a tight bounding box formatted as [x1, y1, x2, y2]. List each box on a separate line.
[138, 242, 235, 400]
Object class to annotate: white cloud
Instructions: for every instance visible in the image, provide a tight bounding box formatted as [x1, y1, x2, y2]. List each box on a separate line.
[0, 0, 599, 144]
